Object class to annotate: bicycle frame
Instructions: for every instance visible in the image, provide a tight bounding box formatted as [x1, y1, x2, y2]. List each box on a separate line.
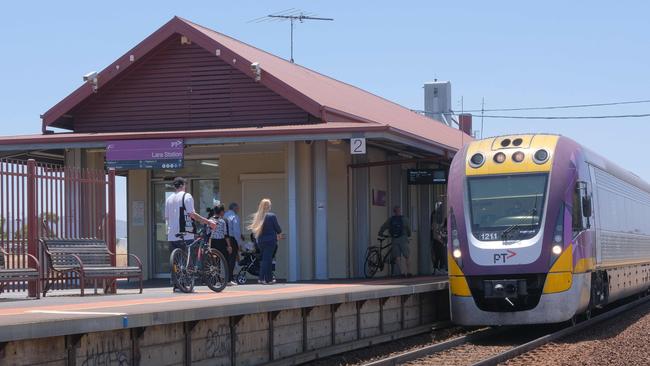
[375, 237, 393, 268]
[181, 232, 210, 272]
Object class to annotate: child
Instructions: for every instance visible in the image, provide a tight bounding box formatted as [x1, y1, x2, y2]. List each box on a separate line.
[209, 203, 236, 286]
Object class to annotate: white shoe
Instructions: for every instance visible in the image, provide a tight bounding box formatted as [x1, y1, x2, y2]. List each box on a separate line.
[227, 281, 237, 286]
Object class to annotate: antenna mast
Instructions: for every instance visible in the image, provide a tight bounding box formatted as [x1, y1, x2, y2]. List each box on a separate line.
[251, 9, 333, 63]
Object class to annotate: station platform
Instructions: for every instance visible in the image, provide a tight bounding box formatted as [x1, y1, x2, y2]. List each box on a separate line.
[0, 276, 449, 366]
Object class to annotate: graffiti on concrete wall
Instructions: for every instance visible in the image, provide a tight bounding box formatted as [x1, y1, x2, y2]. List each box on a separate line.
[205, 325, 230, 358]
[81, 338, 130, 366]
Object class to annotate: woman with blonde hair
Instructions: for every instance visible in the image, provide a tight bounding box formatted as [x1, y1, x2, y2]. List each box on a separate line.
[248, 198, 282, 284]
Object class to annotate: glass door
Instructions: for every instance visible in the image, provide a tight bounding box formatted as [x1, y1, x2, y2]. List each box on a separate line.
[151, 179, 219, 278]
[152, 181, 176, 278]
[191, 179, 220, 218]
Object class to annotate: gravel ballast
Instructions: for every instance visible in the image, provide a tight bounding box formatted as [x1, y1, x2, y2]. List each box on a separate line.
[503, 300, 650, 366]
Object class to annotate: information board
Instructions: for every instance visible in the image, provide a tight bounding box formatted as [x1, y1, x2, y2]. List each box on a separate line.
[106, 139, 184, 170]
[407, 169, 447, 185]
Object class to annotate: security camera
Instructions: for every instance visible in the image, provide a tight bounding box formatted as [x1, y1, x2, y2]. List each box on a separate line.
[83, 71, 98, 82]
[250, 62, 261, 82]
[83, 71, 99, 92]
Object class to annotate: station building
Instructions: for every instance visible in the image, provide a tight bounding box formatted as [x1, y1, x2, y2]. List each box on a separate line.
[0, 17, 469, 281]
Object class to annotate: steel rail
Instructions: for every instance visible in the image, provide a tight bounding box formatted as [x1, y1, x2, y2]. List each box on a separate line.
[362, 293, 650, 366]
[361, 327, 502, 366]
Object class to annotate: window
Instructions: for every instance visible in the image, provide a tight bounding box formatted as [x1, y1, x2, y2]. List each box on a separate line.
[467, 173, 548, 241]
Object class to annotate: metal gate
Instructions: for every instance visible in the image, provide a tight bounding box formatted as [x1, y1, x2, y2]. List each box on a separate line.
[0, 159, 115, 296]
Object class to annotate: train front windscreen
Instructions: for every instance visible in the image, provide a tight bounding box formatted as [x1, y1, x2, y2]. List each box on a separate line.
[467, 173, 548, 242]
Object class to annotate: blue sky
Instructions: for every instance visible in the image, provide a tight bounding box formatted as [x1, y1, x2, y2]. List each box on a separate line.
[1, 1, 650, 219]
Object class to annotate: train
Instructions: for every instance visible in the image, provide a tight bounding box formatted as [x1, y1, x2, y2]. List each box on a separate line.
[447, 134, 650, 325]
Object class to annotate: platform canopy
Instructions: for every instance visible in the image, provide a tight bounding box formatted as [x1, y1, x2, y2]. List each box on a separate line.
[4, 17, 470, 156]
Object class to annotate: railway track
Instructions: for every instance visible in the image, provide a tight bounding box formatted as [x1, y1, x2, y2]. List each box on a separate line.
[362, 294, 650, 366]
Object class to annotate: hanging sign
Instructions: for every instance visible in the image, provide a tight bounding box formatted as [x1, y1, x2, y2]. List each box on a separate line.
[106, 139, 184, 170]
[407, 169, 447, 185]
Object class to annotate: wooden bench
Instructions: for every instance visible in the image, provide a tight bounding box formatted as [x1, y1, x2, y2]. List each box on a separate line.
[40, 238, 143, 296]
[0, 247, 40, 298]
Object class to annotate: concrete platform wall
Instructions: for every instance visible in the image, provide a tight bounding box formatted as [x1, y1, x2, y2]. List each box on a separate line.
[0, 290, 450, 366]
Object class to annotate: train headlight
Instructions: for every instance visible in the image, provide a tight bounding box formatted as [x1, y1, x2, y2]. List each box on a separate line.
[512, 151, 525, 163]
[469, 153, 485, 168]
[450, 208, 462, 267]
[493, 152, 506, 164]
[550, 204, 565, 267]
[533, 149, 549, 164]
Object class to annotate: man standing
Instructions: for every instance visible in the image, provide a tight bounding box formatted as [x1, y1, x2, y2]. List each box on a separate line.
[224, 202, 244, 285]
[379, 206, 412, 277]
[165, 177, 214, 291]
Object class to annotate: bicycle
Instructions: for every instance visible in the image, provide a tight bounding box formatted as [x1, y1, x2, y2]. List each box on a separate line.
[170, 228, 228, 293]
[364, 235, 393, 278]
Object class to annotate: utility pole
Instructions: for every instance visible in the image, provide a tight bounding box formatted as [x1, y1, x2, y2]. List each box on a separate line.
[251, 10, 333, 63]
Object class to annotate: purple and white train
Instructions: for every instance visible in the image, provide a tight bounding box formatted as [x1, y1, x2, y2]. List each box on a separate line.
[447, 134, 650, 325]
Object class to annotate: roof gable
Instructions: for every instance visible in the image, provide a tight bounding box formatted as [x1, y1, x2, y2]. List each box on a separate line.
[65, 34, 315, 133]
[42, 16, 469, 151]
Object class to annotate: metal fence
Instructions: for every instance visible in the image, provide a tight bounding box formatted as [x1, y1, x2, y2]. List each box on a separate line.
[0, 159, 115, 296]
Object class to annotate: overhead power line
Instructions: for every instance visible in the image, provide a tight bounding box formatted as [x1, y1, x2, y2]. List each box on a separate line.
[458, 113, 650, 120]
[460, 99, 650, 113]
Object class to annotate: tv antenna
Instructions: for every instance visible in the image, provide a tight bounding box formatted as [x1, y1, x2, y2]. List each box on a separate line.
[249, 9, 333, 63]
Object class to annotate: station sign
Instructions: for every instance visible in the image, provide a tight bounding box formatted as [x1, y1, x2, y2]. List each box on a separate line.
[350, 138, 366, 155]
[407, 169, 447, 185]
[106, 139, 184, 170]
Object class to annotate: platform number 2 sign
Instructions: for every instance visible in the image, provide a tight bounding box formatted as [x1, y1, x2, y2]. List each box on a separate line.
[350, 138, 366, 155]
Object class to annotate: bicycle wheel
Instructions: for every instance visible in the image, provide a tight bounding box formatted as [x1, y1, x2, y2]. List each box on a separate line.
[170, 248, 194, 293]
[364, 247, 381, 278]
[203, 249, 228, 293]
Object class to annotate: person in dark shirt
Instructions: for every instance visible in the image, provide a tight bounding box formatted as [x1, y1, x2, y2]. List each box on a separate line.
[247, 198, 283, 284]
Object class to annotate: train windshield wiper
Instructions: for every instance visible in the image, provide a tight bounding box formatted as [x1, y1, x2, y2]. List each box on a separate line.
[500, 207, 537, 241]
[501, 224, 520, 240]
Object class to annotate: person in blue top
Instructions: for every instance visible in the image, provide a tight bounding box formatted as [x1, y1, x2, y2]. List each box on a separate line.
[247, 198, 282, 284]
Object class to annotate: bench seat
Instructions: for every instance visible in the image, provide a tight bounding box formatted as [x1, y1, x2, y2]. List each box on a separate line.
[0, 248, 41, 298]
[41, 238, 143, 296]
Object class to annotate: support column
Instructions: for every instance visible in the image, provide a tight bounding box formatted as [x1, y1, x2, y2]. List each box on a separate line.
[26, 159, 37, 298]
[418, 185, 432, 275]
[107, 169, 116, 266]
[313, 141, 328, 280]
[287, 142, 299, 281]
[352, 155, 370, 277]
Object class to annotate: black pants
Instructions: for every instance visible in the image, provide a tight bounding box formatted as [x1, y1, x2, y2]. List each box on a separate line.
[226, 237, 239, 280]
[211, 238, 235, 282]
[259, 239, 277, 283]
[432, 239, 447, 270]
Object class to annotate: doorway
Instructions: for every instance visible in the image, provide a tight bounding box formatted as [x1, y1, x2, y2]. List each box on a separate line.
[151, 178, 220, 278]
[240, 174, 288, 280]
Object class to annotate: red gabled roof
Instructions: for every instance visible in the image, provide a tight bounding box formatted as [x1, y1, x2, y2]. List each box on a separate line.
[41, 16, 470, 152]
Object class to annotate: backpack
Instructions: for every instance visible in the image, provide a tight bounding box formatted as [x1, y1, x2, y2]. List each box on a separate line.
[178, 193, 197, 234]
[389, 216, 404, 238]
